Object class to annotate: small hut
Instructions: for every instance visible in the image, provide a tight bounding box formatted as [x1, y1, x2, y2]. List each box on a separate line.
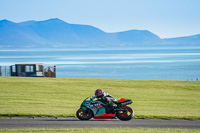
[10, 64, 56, 77]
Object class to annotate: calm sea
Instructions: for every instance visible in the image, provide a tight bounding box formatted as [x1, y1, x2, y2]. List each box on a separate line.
[0, 47, 200, 80]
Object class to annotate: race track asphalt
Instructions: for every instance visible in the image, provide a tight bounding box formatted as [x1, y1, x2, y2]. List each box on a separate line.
[0, 117, 199, 129]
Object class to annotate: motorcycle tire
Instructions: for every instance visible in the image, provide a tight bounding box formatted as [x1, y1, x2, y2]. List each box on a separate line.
[116, 106, 134, 121]
[76, 108, 93, 120]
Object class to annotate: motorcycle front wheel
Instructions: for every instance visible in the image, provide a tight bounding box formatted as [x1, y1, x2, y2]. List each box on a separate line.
[76, 108, 93, 120]
[116, 106, 134, 121]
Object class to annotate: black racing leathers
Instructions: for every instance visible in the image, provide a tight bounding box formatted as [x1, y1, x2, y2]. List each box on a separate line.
[91, 92, 116, 103]
[91, 92, 117, 113]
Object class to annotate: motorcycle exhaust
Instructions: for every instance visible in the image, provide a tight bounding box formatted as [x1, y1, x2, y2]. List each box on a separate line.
[121, 100, 132, 106]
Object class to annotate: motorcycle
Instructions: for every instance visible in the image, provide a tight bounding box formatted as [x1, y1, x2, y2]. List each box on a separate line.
[76, 96, 134, 121]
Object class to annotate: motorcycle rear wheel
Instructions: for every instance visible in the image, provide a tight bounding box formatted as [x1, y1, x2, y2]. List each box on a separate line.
[76, 108, 93, 120]
[116, 106, 134, 121]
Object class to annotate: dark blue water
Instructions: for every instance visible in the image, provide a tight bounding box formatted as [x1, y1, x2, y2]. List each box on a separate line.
[0, 47, 200, 80]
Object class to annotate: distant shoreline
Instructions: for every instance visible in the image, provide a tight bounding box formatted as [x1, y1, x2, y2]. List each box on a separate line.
[1, 46, 200, 51]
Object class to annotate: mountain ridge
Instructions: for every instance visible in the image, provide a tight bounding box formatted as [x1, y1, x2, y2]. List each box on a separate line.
[0, 18, 199, 49]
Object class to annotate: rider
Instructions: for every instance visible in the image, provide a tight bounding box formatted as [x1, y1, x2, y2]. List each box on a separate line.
[90, 89, 117, 112]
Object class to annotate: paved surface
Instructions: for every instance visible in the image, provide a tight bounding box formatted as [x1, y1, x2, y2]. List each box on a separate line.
[0, 117, 199, 129]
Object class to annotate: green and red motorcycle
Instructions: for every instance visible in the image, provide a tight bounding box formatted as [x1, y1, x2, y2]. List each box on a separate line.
[76, 96, 134, 121]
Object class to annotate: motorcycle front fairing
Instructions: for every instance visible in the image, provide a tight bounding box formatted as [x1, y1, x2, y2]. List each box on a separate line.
[80, 96, 115, 118]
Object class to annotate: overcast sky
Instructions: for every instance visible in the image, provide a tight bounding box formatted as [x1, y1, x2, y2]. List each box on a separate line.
[0, 0, 200, 38]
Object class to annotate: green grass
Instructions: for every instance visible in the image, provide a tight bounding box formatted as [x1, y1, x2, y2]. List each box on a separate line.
[0, 128, 200, 133]
[0, 77, 200, 119]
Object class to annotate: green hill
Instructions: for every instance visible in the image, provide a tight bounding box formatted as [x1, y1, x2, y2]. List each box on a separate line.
[0, 77, 199, 119]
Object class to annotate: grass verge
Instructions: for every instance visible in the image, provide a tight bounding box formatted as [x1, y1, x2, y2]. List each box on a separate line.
[0, 77, 199, 119]
[0, 128, 200, 133]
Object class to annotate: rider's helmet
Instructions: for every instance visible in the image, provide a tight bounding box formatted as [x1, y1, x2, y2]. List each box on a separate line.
[95, 89, 103, 97]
